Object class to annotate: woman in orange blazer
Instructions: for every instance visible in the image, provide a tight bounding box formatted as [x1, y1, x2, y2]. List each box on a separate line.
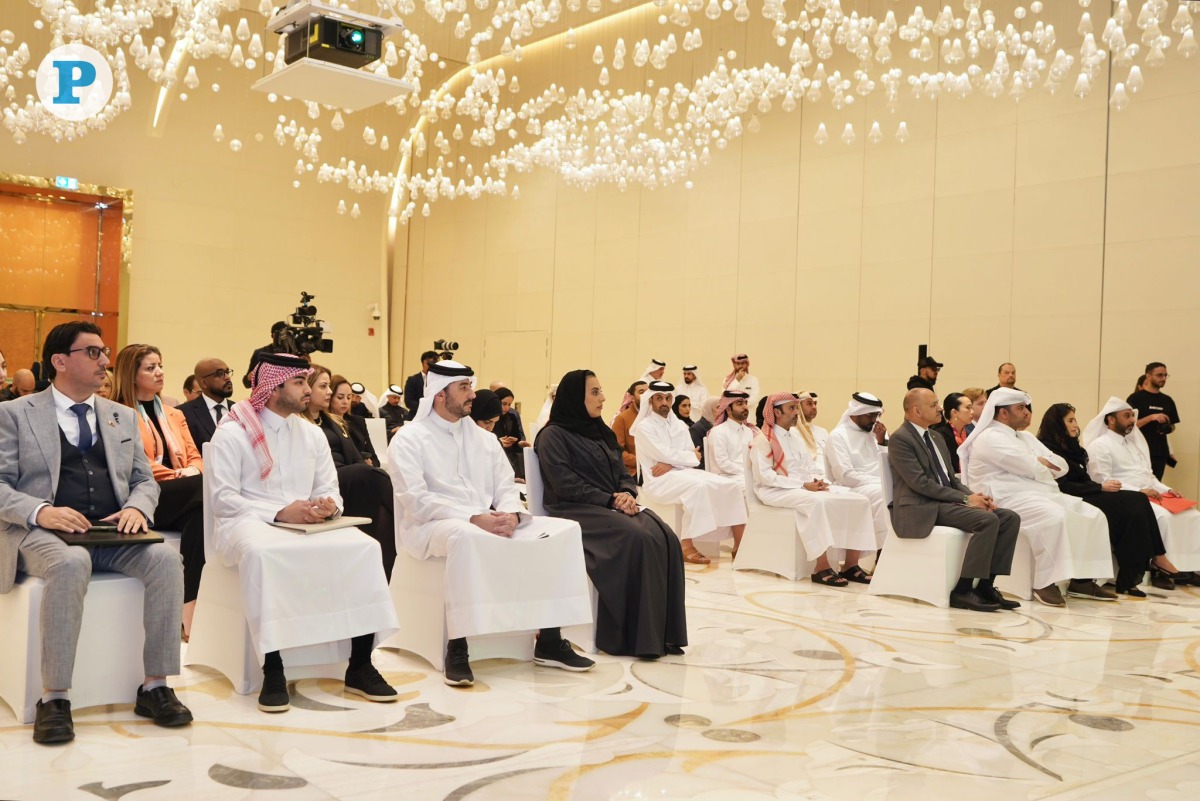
[113, 344, 206, 639]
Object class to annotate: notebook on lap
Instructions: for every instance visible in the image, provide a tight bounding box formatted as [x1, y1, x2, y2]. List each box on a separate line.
[55, 525, 165, 547]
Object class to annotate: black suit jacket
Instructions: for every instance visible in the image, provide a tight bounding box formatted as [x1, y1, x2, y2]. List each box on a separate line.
[177, 396, 233, 448]
[888, 420, 972, 539]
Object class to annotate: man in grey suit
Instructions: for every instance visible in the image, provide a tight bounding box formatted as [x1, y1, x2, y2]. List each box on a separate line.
[0, 322, 193, 744]
[888, 388, 1021, 612]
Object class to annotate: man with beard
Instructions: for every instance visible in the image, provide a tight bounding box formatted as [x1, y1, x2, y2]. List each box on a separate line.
[1128, 362, 1180, 480]
[907, 355, 943, 392]
[387, 361, 595, 687]
[825, 392, 891, 548]
[178, 358, 236, 448]
[707, 390, 756, 478]
[208, 353, 399, 714]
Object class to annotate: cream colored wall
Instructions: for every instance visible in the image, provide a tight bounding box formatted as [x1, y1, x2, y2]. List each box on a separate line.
[396, 14, 1200, 494]
[0, 63, 390, 401]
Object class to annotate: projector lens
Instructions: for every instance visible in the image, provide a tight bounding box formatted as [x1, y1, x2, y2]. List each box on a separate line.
[338, 23, 366, 51]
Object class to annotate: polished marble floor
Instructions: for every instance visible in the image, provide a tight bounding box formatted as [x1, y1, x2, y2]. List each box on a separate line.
[5, 557, 1200, 801]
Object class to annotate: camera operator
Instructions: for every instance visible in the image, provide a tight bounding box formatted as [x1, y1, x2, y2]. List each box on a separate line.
[242, 321, 292, 389]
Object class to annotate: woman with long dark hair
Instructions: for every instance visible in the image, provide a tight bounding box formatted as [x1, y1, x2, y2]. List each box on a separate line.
[534, 370, 687, 659]
[111, 344, 205, 637]
[1036, 402, 1175, 596]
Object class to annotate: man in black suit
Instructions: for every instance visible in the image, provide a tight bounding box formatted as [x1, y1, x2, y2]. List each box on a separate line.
[888, 388, 1021, 612]
[177, 358, 235, 448]
[403, 351, 439, 421]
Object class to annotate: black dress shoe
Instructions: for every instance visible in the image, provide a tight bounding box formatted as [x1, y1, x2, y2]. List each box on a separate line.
[976, 584, 1021, 610]
[33, 698, 74, 744]
[949, 589, 1001, 612]
[134, 686, 193, 727]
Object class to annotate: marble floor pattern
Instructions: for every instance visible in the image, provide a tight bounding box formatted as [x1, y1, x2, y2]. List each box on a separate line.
[5, 558, 1200, 801]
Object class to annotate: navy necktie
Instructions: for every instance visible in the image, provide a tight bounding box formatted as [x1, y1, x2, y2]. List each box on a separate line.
[70, 403, 93, 452]
[215, 403, 225, 423]
[923, 431, 951, 487]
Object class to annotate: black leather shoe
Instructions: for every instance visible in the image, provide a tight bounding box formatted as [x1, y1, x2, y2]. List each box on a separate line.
[258, 669, 290, 712]
[134, 686, 193, 727]
[33, 698, 74, 744]
[949, 589, 1001, 612]
[976, 584, 1021, 610]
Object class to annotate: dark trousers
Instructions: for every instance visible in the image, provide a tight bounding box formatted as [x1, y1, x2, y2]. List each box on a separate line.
[154, 474, 205, 603]
[336, 463, 397, 582]
[1151, 456, 1168, 481]
[933, 503, 1020, 580]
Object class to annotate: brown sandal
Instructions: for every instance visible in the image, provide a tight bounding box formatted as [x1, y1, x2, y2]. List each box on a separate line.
[682, 548, 711, 565]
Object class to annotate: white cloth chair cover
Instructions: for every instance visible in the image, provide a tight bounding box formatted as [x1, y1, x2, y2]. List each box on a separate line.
[866, 453, 970, 609]
[183, 444, 350, 695]
[733, 453, 816, 580]
[365, 417, 389, 468]
[0, 572, 146, 723]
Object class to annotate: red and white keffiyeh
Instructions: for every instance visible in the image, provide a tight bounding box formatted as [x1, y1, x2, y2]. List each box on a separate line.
[224, 356, 312, 480]
[759, 392, 798, 475]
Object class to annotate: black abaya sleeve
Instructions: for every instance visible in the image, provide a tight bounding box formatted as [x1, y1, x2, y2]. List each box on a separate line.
[536, 428, 621, 508]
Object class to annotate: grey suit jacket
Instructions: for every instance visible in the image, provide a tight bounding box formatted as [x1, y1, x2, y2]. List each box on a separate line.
[0, 388, 160, 593]
[888, 420, 972, 539]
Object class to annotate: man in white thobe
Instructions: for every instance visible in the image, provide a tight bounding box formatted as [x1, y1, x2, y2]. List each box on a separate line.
[639, 358, 667, 384]
[707, 390, 756, 479]
[1083, 397, 1200, 575]
[387, 361, 594, 687]
[681, 365, 709, 423]
[825, 392, 891, 547]
[960, 388, 1113, 607]
[798, 391, 829, 479]
[722, 353, 760, 409]
[751, 393, 877, 585]
[633, 381, 747, 564]
[208, 353, 400, 713]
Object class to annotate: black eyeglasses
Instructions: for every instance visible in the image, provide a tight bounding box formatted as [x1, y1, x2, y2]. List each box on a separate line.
[65, 346, 111, 360]
[200, 368, 234, 379]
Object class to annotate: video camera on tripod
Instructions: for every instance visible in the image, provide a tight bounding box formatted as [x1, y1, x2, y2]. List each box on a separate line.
[279, 291, 334, 356]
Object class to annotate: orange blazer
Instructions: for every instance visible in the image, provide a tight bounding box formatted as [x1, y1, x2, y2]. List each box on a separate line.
[136, 405, 204, 481]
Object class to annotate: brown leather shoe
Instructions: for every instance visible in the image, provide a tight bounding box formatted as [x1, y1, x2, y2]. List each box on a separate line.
[1033, 584, 1066, 607]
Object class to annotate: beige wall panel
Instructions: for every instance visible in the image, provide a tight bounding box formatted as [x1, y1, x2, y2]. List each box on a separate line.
[1014, 178, 1107, 252]
[934, 125, 1018, 197]
[1102, 238, 1200, 313]
[797, 210, 863, 270]
[861, 200, 935, 264]
[1108, 91, 1200, 175]
[1015, 109, 1108, 186]
[932, 190, 1014, 257]
[1106, 164, 1200, 244]
[1010, 246, 1104, 319]
[797, 152, 866, 214]
[863, 139, 937, 206]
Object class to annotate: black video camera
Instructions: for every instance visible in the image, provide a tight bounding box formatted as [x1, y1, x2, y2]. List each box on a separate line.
[280, 291, 334, 356]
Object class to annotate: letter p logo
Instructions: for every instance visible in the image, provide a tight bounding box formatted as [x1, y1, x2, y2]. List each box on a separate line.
[52, 60, 97, 105]
[36, 44, 113, 121]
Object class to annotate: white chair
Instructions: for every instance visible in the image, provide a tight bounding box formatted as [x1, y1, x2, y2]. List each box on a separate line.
[183, 445, 348, 694]
[867, 453, 970, 609]
[733, 453, 816, 580]
[0, 571, 147, 724]
[365, 417, 389, 468]
[993, 532, 1034, 601]
[523, 448, 598, 654]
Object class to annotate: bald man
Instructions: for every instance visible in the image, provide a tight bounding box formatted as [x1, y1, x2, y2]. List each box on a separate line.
[0, 368, 35, 402]
[177, 357, 236, 447]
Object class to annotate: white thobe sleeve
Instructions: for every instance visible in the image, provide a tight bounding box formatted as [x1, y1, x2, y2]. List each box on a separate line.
[1086, 440, 1115, 484]
[209, 428, 287, 523]
[1026, 434, 1068, 475]
[486, 435, 527, 517]
[638, 422, 700, 469]
[751, 441, 807, 489]
[310, 434, 344, 515]
[712, 428, 744, 476]
[976, 432, 1051, 482]
[389, 432, 476, 524]
[827, 430, 878, 487]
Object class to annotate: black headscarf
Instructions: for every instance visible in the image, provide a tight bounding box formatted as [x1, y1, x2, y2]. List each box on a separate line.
[1036, 402, 1089, 465]
[469, 389, 503, 424]
[672, 394, 691, 425]
[755, 396, 769, 428]
[543, 369, 619, 451]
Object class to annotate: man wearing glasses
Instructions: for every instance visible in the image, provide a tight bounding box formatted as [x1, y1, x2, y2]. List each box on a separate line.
[0, 321, 192, 744]
[178, 358, 236, 448]
[1128, 362, 1179, 480]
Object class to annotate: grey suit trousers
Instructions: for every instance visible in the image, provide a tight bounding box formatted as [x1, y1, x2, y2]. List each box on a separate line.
[933, 503, 1020, 580]
[17, 529, 184, 690]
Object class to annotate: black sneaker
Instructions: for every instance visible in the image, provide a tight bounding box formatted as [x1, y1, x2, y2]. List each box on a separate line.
[257, 669, 290, 712]
[534, 637, 595, 672]
[444, 639, 474, 687]
[344, 662, 399, 702]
